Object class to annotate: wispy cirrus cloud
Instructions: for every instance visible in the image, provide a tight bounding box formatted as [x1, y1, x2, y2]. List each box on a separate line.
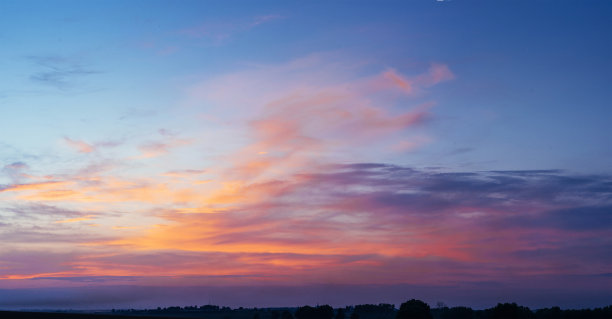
[64, 137, 94, 153]
[162, 169, 206, 178]
[1, 162, 29, 182]
[187, 54, 452, 183]
[26, 55, 100, 89]
[54, 215, 97, 223]
[177, 14, 284, 43]
[137, 129, 191, 158]
[63, 137, 123, 154]
[380, 63, 454, 94]
[136, 13, 285, 55]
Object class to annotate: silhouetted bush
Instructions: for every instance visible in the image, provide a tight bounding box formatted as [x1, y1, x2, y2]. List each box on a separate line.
[397, 299, 432, 319]
[489, 303, 532, 319]
[353, 303, 396, 319]
[282, 310, 294, 319]
[200, 305, 221, 312]
[438, 306, 473, 319]
[295, 305, 333, 319]
[2, 301, 611, 319]
[534, 306, 561, 319]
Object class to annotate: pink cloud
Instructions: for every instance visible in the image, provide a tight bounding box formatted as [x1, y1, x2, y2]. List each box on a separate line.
[138, 137, 191, 158]
[64, 137, 94, 153]
[376, 63, 454, 94]
[382, 69, 413, 93]
[425, 63, 455, 85]
[162, 169, 206, 178]
[63, 137, 122, 154]
[183, 55, 453, 186]
[392, 136, 432, 152]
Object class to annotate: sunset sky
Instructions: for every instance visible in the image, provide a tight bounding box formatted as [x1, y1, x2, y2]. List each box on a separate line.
[1, 0, 611, 310]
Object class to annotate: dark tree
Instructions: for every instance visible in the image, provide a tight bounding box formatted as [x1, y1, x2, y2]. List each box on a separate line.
[490, 303, 532, 319]
[296, 305, 334, 319]
[352, 303, 396, 319]
[336, 308, 346, 319]
[396, 299, 432, 319]
[440, 306, 473, 319]
[295, 306, 315, 319]
[319, 305, 335, 319]
[534, 306, 561, 319]
[282, 310, 294, 319]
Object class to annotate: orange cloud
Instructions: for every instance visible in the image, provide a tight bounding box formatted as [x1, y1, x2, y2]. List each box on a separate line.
[0, 181, 70, 193]
[162, 169, 206, 178]
[55, 215, 96, 223]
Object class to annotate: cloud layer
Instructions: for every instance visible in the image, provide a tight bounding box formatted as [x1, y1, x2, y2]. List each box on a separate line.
[1, 51, 609, 309]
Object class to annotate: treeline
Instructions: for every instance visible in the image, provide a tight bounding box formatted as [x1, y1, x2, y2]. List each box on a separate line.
[110, 299, 612, 319]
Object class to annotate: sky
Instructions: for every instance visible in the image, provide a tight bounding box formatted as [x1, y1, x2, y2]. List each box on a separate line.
[0, 0, 611, 311]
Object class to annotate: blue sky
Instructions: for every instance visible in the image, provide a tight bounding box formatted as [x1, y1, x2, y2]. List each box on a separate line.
[2, 0, 610, 173]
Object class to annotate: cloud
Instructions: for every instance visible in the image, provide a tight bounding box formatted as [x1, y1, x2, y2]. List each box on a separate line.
[26, 55, 99, 89]
[2, 203, 87, 219]
[64, 137, 94, 153]
[162, 169, 206, 178]
[137, 131, 191, 158]
[1, 162, 610, 307]
[379, 63, 454, 93]
[176, 14, 283, 44]
[187, 54, 450, 183]
[0, 181, 68, 193]
[0, 227, 112, 247]
[251, 14, 284, 27]
[63, 137, 123, 154]
[501, 205, 612, 231]
[92, 164, 610, 288]
[54, 214, 96, 223]
[138, 141, 189, 158]
[1, 162, 29, 182]
[392, 136, 432, 152]
[420, 63, 455, 86]
[3, 50, 608, 308]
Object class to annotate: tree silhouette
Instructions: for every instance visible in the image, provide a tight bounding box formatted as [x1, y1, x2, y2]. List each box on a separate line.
[490, 303, 532, 319]
[281, 310, 294, 319]
[439, 306, 473, 319]
[295, 305, 334, 319]
[396, 299, 432, 319]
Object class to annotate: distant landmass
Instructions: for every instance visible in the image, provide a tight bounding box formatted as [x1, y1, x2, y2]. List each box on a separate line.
[2, 299, 611, 319]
